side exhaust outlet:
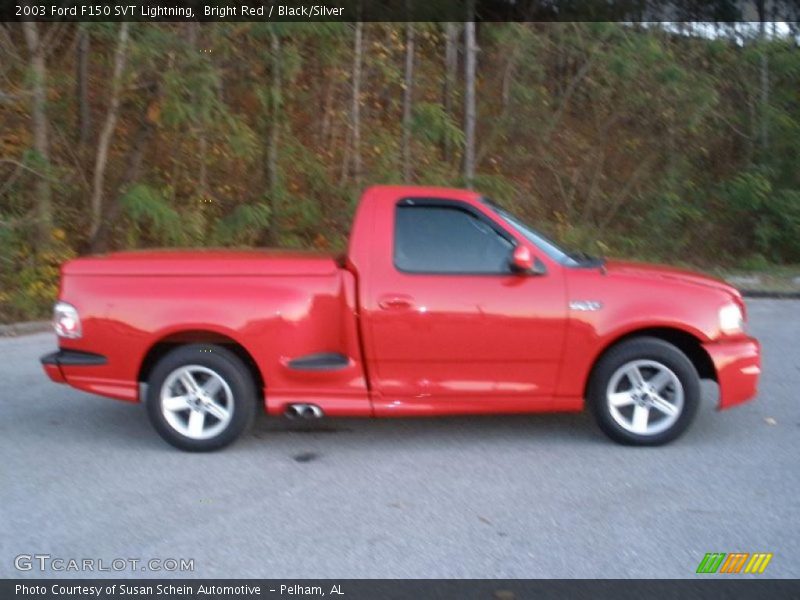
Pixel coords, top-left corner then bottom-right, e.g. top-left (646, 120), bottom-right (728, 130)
top-left (284, 403), bottom-right (324, 419)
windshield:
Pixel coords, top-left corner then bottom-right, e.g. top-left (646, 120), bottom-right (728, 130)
top-left (482, 199), bottom-right (582, 267)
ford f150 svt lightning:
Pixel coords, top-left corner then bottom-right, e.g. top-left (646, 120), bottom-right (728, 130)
top-left (41, 185), bottom-right (761, 451)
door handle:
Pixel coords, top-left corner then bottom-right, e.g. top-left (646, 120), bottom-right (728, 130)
top-left (378, 295), bottom-right (414, 310)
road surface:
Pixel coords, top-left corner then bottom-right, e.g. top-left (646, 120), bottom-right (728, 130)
top-left (1, 299), bottom-right (797, 578)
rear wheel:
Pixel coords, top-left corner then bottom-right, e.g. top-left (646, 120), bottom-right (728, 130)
top-left (146, 344), bottom-right (258, 451)
top-left (588, 337), bottom-right (700, 446)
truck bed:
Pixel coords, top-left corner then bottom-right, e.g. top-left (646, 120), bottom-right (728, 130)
top-left (54, 249), bottom-right (369, 415)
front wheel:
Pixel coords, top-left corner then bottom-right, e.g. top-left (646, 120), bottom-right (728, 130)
top-left (588, 337), bottom-right (700, 446)
top-left (146, 344), bottom-right (258, 451)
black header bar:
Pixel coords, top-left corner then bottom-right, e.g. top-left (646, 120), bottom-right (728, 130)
top-left (4, 0), bottom-right (800, 22)
top-left (4, 579), bottom-right (800, 600)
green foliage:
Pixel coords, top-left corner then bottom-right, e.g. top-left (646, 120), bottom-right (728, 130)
top-left (717, 171), bottom-right (800, 262)
top-left (212, 202), bottom-right (271, 246)
top-left (470, 174), bottom-right (519, 204)
top-left (754, 190), bottom-right (800, 262)
top-left (0, 228), bottom-right (74, 322)
top-left (412, 102), bottom-right (464, 150)
top-left (120, 184), bottom-right (186, 246)
top-left (719, 171), bottom-right (772, 214)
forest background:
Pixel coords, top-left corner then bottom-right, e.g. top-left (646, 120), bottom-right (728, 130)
top-left (1, 19), bottom-right (799, 321)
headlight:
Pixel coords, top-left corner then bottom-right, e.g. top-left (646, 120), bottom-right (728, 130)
top-left (719, 303), bottom-right (744, 334)
top-left (53, 301), bottom-right (82, 339)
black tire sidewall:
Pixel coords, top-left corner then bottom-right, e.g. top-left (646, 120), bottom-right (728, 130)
top-left (146, 344), bottom-right (257, 451)
top-left (588, 337), bottom-right (701, 446)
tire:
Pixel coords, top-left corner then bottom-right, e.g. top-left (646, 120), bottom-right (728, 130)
top-left (145, 344), bottom-right (258, 451)
top-left (587, 337), bottom-right (700, 446)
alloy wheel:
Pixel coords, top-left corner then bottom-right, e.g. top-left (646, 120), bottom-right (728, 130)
top-left (160, 365), bottom-right (234, 440)
top-left (606, 359), bottom-right (684, 436)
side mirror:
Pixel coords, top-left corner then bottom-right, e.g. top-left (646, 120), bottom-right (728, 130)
top-left (511, 245), bottom-right (547, 276)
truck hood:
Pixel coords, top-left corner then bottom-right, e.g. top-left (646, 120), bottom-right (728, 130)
top-left (62, 249), bottom-right (339, 277)
top-left (602, 260), bottom-right (741, 299)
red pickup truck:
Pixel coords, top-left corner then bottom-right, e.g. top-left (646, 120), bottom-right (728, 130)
top-left (41, 185), bottom-right (760, 451)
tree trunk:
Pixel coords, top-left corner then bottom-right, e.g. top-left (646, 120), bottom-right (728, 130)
top-left (90, 75), bottom-right (166, 253)
top-left (443, 22), bottom-right (458, 162)
top-left (351, 22), bottom-right (363, 187)
top-left (757, 1), bottom-right (769, 155)
top-left (318, 71), bottom-right (335, 147)
top-left (188, 22), bottom-right (209, 202)
top-left (463, 20), bottom-right (477, 187)
top-left (22, 22), bottom-right (53, 250)
top-left (501, 33), bottom-right (521, 111)
top-left (88, 22), bottom-right (130, 240)
top-left (76, 24), bottom-right (91, 150)
top-left (258, 29), bottom-right (282, 246)
top-left (402, 23), bottom-right (415, 181)
top-left (268, 31), bottom-right (281, 200)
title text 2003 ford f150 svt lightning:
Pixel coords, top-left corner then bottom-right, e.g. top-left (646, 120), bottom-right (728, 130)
top-left (41, 185), bottom-right (761, 451)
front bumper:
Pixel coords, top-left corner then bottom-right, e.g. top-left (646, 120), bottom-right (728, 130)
top-left (702, 336), bottom-right (761, 410)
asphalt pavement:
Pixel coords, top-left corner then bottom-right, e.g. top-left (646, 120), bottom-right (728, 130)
top-left (1, 299), bottom-right (798, 579)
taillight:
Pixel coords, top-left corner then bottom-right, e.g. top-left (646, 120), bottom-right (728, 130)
top-left (53, 301), bottom-right (82, 339)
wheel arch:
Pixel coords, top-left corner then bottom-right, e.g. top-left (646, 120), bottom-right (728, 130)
top-left (138, 330), bottom-right (265, 401)
top-left (584, 326), bottom-right (717, 399)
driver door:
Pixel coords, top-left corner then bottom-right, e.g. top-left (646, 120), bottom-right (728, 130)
top-left (363, 199), bottom-right (567, 415)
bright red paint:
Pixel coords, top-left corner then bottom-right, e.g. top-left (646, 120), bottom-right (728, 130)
top-left (42, 185), bottom-right (760, 417)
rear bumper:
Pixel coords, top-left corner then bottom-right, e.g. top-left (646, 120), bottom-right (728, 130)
top-left (40, 349), bottom-right (138, 401)
top-left (40, 349), bottom-right (108, 384)
top-left (702, 336), bottom-right (761, 410)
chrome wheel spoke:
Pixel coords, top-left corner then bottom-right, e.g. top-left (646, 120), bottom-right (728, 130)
top-left (179, 371), bottom-right (200, 395)
top-left (625, 365), bottom-right (645, 387)
top-left (187, 409), bottom-right (206, 437)
top-left (609, 391), bottom-right (635, 407)
top-left (631, 404), bottom-right (650, 433)
top-left (163, 394), bottom-right (191, 412)
top-left (204, 399), bottom-right (229, 421)
top-left (648, 369), bottom-right (673, 394)
top-left (202, 376), bottom-right (223, 398)
top-left (650, 394), bottom-right (679, 417)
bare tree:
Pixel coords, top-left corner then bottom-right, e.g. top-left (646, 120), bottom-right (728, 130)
top-left (341, 22), bottom-right (364, 187)
top-left (89, 22), bottom-right (130, 240)
top-left (255, 28), bottom-right (283, 245)
top-left (443, 22), bottom-right (458, 162)
top-left (402, 23), bottom-right (415, 181)
top-left (90, 70), bottom-right (168, 253)
top-left (76, 24), bottom-right (91, 150)
top-left (22, 22), bottom-right (53, 250)
top-left (187, 22), bottom-right (210, 202)
top-left (756, 0), bottom-right (769, 153)
top-left (352, 22), bottom-right (363, 187)
top-left (268, 30), bottom-right (281, 200)
top-left (463, 20), bottom-right (477, 187)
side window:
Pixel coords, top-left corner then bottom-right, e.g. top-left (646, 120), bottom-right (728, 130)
top-left (394, 204), bottom-right (514, 274)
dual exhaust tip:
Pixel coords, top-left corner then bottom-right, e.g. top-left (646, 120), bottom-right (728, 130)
top-left (284, 403), bottom-right (324, 420)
